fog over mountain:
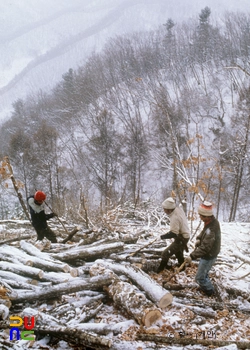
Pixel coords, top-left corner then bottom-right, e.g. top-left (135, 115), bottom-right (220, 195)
top-left (0, 0), bottom-right (249, 121)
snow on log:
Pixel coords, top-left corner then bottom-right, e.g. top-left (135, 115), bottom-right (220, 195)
top-left (0, 245), bottom-right (70, 273)
top-left (0, 304), bottom-right (9, 320)
top-left (232, 252), bottom-right (250, 264)
top-left (12, 275), bottom-right (113, 303)
top-left (174, 301), bottom-right (216, 318)
top-left (41, 271), bottom-right (79, 284)
top-left (0, 270), bottom-right (36, 286)
top-left (136, 334), bottom-right (250, 349)
top-left (0, 261), bottom-right (44, 279)
top-left (0, 277), bottom-right (38, 291)
top-left (0, 252), bottom-right (33, 266)
top-left (109, 280), bottom-right (162, 327)
top-left (94, 259), bottom-right (173, 309)
top-left (20, 240), bottom-right (70, 272)
top-left (51, 242), bottom-right (124, 262)
top-left (30, 324), bottom-right (112, 348)
top-left (90, 263), bottom-right (162, 327)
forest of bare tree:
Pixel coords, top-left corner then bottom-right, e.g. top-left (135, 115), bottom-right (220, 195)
top-left (1, 7), bottom-right (250, 223)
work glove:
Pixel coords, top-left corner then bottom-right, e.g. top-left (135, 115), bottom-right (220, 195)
top-left (161, 231), bottom-right (177, 240)
top-left (184, 256), bottom-right (192, 264)
top-left (195, 239), bottom-right (201, 247)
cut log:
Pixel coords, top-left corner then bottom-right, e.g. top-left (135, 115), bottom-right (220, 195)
top-left (20, 240), bottom-right (70, 272)
top-left (0, 245), bottom-right (70, 273)
top-left (61, 227), bottom-right (81, 243)
top-left (109, 280), bottom-right (162, 327)
top-left (94, 259), bottom-right (173, 309)
top-left (0, 234), bottom-right (35, 245)
top-left (0, 270), bottom-right (35, 285)
top-left (0, 278), bottom-right (39, 291)
top-left (0, 261), bottom-right (44, 279)
top-left (173, 297), bottom-right (250, 315)
top-left (40, 271), bottom-right (77, 284)
top-left (12, 275), bottom-right (113, 303)
top-left (174, 301), bottom-right (216, 318)
top-left (232, 252), bottom-right (250, 264)
top-left (163, 283), bottom-right (197, 290)
top-left (0, 298), bottom-right (11, 308)
top-left (0, 304), bottom-right (9, 320)
top-left (51, 242), bottom-right (124, 263)
top-left (125, 237), bottom-right (159, 258)
top-left (90, 263), bottom-right (162, 327)
top-left (0, 252), bottom-right (33, 266)
top-left (31, 324), bottom-right (112, 348)
top-left (136, 334), bottom-right (250, 349)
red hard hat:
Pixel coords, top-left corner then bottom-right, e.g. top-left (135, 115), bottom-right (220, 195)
top-left (34, 191), bottom-right (46, 202)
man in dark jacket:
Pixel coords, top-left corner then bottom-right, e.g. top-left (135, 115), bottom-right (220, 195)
top-left (27, 191), bottom-right (57, 243)
top-left (185, 201), bottom-right (221, 296)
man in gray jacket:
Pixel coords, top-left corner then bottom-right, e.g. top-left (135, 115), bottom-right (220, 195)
top-left (185, 201), bottom-right (221, 296)
top-left (157, 197), bottom-right (190, 272)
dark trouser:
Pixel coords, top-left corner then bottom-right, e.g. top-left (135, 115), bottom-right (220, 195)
top-left (162, 237), bottom-right (189, 266)
top-left (35, 226), bottom-right (57, 243)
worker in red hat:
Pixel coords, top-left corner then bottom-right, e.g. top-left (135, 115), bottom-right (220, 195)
top-left (27, 191), bottom-right (57, 243)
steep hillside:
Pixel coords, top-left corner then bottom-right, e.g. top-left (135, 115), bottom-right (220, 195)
top-left (0, 0), bottom-right (249, 120)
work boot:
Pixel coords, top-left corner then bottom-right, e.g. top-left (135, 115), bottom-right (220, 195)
top-left (197, 287), bottom-right (215, 297)
top-left (157, 260), bottom-right (172, 273)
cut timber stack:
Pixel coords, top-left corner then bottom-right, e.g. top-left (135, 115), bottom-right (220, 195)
top-left (93, 259), bottom-right (173, 309)
top-left (90, 262), bottom-right (162, 327)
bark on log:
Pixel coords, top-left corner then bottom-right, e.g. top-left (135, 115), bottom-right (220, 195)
top-left (0, 298), bottom-right (11, 308)
top-left (0, 252), bottom-right (33, 266)
top-left (0, 270), bottom-right (35, 285)
top-left (0, 245), bottom-right (70, 273)
top-left (173, 297), bottom-right (250, 315)
top-left (94, 259), bottom-right (173, 309)
top-left (0, 261), bottom-right (44, 279)
top-left (0, 234), bottom-right (35, 245)
top-left (12, 275), bottom-right (113, 303)
top-left (136, 334), bottom-right (250, 349)
top-left (69, 302), bottom-right (104, 325)
top-left (32, 324), bottom-right (112, 348)
top-left (51, 242), bottom-right (124, 263)
top-left (225, 287), bottom-right (250, 301)
top-left (109, 280), bottom-right (162, 327)
top-left (40, 271), bottom-right (78, 284)
top-left (232, 252), bottom-right (250, 264)
top-left (163, 283), bottom-right (197, 290)
top-left (20, 240), bottom-right (70, 272)
top-left (174, 301), bottom-right (216, 318)
top-left (90, 263), bottom-right (162, 327)
top-left (0, 304), bottom-right (9, 320)
top-left (61, 227), bottom-right (81, 244)
top-left (0, 278), bottom-right (38, 291)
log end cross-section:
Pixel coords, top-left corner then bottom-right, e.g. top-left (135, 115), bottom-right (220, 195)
top-left (158, 293), bottom-right (173, 309)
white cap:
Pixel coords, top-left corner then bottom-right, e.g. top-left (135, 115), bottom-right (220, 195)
top-left (162, 197), bottom-right (176, 210)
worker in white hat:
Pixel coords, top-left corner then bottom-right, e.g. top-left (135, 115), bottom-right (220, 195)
top-left (157, 197), bottom-right (190, 273)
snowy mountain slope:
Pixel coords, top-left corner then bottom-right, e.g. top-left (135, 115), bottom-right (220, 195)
top-left (0, 0), bottom-right (249, 121)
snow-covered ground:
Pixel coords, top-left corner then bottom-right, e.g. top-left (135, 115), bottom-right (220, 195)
top-left (0, 219), bottom-right (249, 350)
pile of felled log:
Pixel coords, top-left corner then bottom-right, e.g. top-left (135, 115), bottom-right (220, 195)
top-left (0, 230), bottom-right (174, 349)
top-left (1, 223), bottom-right (250, 350)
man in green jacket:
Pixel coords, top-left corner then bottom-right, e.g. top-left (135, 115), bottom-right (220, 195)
top-left (185, 201), bottom-right (221, 296)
